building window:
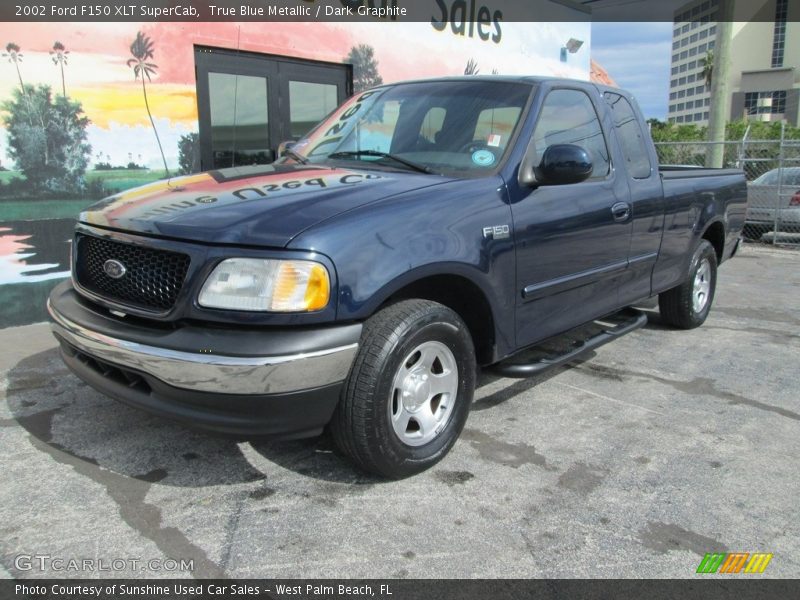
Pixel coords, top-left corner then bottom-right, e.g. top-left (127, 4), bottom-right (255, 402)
top-left (679, 76), bottom-right (687, 85)
top-left (709, 26), bottom-right (716, 35)
top-left (680, 64), bottom-right (688, 73)
top-left (671, 66), bottom-right (679, 75)
top-left (703, 112), bottom-right (709, 119)
top-left (690, 33), bottom-right (698, 43)
top-left (677, 116), bottom-right (685, 123)
top-left (699, 42), bottom-right (707, 52)
top-left (674, 27), bottom-right (681, 36)
top-left (695, 113), bottom-right (703, 122)
top-left (687, 88), bottom-right (695, 97)
top-left (681, 37), bottom-right (689, 47)
top-left (669, 104), bottom-right (676, 113)
top-left (672, 53), bottom-right (679, 62)
top-left (673, 41), bottom-right (680, 50)
top-left (744, 91), bottom-right (787, 116)
top-left (671, 79), bottom-right (678, 87)
top-left (705, 98), bottom-right (710, 106)
top-left (699, 29), bottom-right (708, 39)
top-left (670, 92), bottom-right (677, 100)
top-left (688, 74), bottom-right (696, 83)
top-left (678, 90), bottom-right (686, 98)
top-left (688, 61), bottom-right (697, 69)
top-left (677, 102), bottom-right (685, 110)
top-left (772, 0), bottom-right (787, 68)
top-left (708, 40), bottom-right (715, 50)
top-left (689, 47), bottom-right (698, 57)
top-left (682, 24), bottom-right (690, 33)
top-left (680, 50), bottom-right (688, 59)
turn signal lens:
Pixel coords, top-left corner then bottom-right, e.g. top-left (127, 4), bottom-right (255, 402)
top-left (199, 258), bottom-right (330, 312)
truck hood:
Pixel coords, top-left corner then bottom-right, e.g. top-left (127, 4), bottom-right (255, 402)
top-left (80, 164), bottom-right (451, 247)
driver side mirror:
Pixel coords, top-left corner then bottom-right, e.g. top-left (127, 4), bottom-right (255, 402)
top-left (519, 144), bottom-right (593, 187)
top-left (277, 139), bottom-right (298, 158)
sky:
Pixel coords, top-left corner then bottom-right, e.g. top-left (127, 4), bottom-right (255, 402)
top-left (591, 22), bottom-right (674, 121)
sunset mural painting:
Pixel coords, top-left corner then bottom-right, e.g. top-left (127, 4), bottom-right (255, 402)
top-left (0, 19), bottom-right (591, 327)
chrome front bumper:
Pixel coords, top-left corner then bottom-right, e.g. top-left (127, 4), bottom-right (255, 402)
top-left (47, 298), bottom-right (359, 396)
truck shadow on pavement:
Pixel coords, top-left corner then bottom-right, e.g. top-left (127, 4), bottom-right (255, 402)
top-left (5, 310), bottom-right (664, 486)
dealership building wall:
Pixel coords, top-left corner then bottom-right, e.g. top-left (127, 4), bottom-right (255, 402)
top-left (0, 19), bottom-right (591, 174)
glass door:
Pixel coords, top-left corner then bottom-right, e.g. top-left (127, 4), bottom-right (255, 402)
top-left (196, 47), bottom-right (280, 170)
top-left (195, 47), bottom-right (352, 171)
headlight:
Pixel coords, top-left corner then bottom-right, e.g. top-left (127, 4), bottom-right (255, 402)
top-left (198, 258), bottom-right (330, 312)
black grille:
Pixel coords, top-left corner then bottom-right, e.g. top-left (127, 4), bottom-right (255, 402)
top-left (75, 234), bottom-right (190, 312)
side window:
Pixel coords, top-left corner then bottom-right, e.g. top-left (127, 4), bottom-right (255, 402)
top-left (531, 89), bottom-right (610, 179)
top-left (604, 92), bottom-right (653, 179)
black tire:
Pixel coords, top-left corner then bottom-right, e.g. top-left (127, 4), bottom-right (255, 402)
top-left (658, 239), bottom-right (718, 329)
top-left (330, 299), bottom-right (476, 479)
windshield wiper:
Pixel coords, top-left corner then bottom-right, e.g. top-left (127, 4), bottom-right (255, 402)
top-left (327, 150), bottom-right (433, 174)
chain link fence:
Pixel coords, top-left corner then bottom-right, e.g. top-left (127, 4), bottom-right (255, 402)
top-left (654, 128), bottom-right (800, 248)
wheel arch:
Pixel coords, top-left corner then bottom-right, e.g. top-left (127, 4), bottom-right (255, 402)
top-left (358, 265), bottom-right (502, 365)
top-left (701, 219), bottom-right (726, 263)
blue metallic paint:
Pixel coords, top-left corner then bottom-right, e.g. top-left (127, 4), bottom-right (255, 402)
top-left (75, 77), bottom-right (747, 365)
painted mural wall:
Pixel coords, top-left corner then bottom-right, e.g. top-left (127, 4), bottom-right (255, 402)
top-left (0, 19), bottom-right (590, 327)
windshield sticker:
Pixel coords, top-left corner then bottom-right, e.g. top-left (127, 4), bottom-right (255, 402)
top-left (472, 150), bottom-right (496, 167)
top-left (487, 134), bottom-right (502, 147)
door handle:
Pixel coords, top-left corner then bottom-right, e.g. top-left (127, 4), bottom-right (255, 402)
top-left (611, 202), bottom-right (631, 222)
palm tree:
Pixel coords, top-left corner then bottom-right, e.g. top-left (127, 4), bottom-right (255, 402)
top-left (464, 59), bottom-right (480, 76)
top-left (3, 43), bottom-right (25, 92)
top-left (50, 41), bottom-right (69, 96)
top-left (701, 51), bottom-right (714, 90)
top-left (127, 31), bottom-right (169, 175)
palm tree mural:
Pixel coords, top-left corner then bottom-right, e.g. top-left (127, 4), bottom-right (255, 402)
top-left (464, 59), bottom-right (480, 75)
top-left (701, 51), bottom-right (713, 89)
top-left (50, 41), bottom-right (69, 96)
top-left (127, 31), bottom-right (169, 175)
top-left (345, 45), bottom-right (383, 93)
top-left (3, 43), bottom-right (25, 92)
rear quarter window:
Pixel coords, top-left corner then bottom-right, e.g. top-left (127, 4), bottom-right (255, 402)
top-left (604, 92), bottom-right (653, 179)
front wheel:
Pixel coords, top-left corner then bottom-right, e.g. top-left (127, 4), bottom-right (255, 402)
top-left (658, 239), bottom-right (718, 329)
top-left (330, 299), bottom-right (476, 479)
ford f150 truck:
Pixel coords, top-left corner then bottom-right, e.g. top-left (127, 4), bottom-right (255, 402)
top-left (48, 77), bottom-right (747, 478)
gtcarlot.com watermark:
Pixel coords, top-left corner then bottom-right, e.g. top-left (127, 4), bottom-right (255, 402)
top-left (14, 554), bottom-right (194, 573)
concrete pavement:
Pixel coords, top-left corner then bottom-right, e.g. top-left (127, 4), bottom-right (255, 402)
top-left (1, 244), bottom-right (798, 579)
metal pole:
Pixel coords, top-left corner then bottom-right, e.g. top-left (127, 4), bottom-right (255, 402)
top-left (772, 121), bottom-right (785, 243)
top-left (705, 0), bottom-right (735, 168)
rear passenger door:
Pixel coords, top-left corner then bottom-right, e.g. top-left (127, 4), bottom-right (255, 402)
top-left (604, 91), bottom-right (664, 305)
top-left (511, 87), bottom-right (633, 348)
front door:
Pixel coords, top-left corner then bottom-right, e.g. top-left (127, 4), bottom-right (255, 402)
top-left (195, 47), bottom-right (351, 171)
top-left (511, 87), bottom-right (633, 348)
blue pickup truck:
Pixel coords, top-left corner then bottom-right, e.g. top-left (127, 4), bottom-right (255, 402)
top-left (48, 77), bottom-right (746, 478)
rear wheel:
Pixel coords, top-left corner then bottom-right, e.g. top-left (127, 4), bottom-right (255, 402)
top-left (659, 239), bottom-right (717, 329)
top-left (330, 299), bottom-right (476, 479)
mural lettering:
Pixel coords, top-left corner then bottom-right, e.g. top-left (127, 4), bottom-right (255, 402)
top-left (431, 0), bottom-right (503, 43)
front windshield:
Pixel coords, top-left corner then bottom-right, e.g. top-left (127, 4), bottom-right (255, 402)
top-left (286, 80), bottom-right (532, 175)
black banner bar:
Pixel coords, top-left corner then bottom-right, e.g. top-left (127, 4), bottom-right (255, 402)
top-left (4, 579), bottom-right (800, 600)
top-left (1, 0), bottom-right (794, 23)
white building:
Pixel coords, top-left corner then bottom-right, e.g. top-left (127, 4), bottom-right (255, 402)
top-left (668, 0), bottom-right (799, 126)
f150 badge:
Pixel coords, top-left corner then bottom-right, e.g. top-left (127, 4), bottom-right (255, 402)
top-left (482, 225), bottom-right (510, 240)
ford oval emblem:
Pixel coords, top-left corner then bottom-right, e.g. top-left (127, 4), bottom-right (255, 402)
top-left (103, 259), bottom-right (127, 279)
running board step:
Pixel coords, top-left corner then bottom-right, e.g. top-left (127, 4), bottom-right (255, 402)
top-left (490, 309), bottom-right (648, 379)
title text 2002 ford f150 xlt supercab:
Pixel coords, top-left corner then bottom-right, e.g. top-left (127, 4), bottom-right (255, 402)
top-left (48, 77), bottom-right (747, 478)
